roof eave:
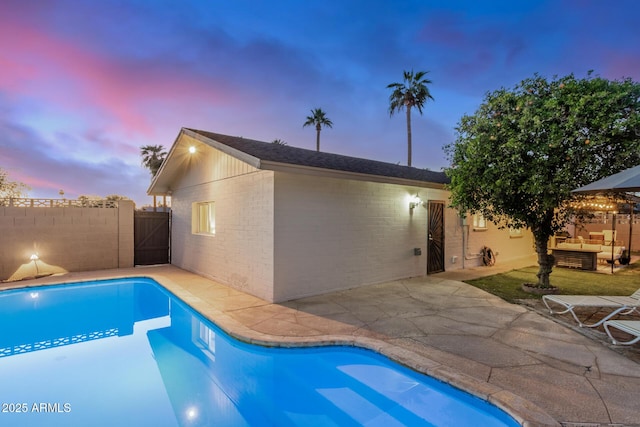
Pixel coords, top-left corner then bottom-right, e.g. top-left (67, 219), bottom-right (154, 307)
top-left (260, 160), bottom-right (447, 189)
top-left (147, 128), bottom-right (264, 196)
top-left (183, 129), bottom-right (262, 169)
top-left (147, 129), bottom-right (185, 195)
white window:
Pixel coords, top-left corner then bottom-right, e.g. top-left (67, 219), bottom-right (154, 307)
top-left (509, 227), bottom-right (523, 238)
top-left (472, 213), bottom-right (487, 230)
top-left (192, 201), bottom-right (215, 235)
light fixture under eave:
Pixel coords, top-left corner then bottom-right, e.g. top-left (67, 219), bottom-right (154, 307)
top-left (188, 146), bottom-right (196, 154)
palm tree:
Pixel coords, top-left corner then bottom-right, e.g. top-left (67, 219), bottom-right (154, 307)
top-left (140, 145), bottom-right (167, 210)
top-left (303, 108), bottom-right (333, 152)
top-left (387, 70), bottom-right (434, 167)
top-left (140, 145), bottom-right (167, 176)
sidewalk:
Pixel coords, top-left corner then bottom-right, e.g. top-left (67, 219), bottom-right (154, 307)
top-left (437, 255), bottom-right (640, 364)
top-left (434, 254), bottom-right (539, 281)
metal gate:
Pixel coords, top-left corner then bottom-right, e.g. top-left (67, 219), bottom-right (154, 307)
top-left (134, 211), bottom-right (170, 265)
top-left (427, 201), bottom-right (445, 274)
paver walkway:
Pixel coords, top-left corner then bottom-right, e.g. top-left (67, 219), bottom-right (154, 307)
top-left (5, 265), bottom-right (640, 426)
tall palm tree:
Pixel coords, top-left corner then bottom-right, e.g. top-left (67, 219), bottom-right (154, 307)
top-left (387, 70), bottom-right (434, 167)
top-left (303, 108), bottom-right (333, 152)
top-left (140, 145), bottom-right (167, 176)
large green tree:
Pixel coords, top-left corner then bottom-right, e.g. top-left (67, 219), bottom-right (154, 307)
top-left (0, 167), bottom-right (30, 199)
top-left (445, 72), bottom-right (640, 288)
top-left (387, 70), bottom-right (434, 167)
top-left (303, 108), bottom-right (333, 152)
top-left (140, 145), bottom-right (167, 176)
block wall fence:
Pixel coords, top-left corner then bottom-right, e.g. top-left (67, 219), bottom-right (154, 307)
top-left (570, 219), bottom-right (640, 252)
top-left (0, 199), bottom-right (134, 281)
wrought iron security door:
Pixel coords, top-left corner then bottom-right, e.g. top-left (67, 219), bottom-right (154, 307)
top-left (427, 201), bottom-right (445, 274)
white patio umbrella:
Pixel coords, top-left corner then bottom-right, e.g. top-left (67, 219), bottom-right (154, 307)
top-left (572, 164), bottom-right (640, 271)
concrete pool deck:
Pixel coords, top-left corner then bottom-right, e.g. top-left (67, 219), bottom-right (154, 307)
top-left (4, 264), bottom-right (640, 427)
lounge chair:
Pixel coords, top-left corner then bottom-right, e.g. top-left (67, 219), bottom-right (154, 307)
top-left (542, 289), bottom-right (640, 327)
top-left (603, 320), bottom-right (640, 345)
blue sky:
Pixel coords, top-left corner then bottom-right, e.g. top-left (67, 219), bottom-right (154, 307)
top-left (1, 0), bottom-right (639, 206)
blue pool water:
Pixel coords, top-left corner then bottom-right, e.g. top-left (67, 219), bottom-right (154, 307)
top-left (0, 278), bottom-right (519, 427)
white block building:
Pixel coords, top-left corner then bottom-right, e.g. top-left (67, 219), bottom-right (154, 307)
top-left (149, 128), bottom-right (534, 302)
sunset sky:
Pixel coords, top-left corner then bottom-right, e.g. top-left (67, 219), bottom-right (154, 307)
top-left (1, 0), bottom-right (639, 207)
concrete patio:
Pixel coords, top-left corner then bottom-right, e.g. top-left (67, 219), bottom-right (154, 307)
top-left (4, 264), bottom-right (640, 427)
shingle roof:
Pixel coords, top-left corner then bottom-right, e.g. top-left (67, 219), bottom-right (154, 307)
top-left (188, 129), bottom-right (449, 185)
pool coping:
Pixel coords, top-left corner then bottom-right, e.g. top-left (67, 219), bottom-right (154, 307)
top-left (1, 268), bottom-right (560, 427)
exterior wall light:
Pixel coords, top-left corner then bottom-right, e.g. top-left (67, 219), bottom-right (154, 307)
top-left (409, 195), bottom-right (423, 210)
top-left (30, 254), bottom-right (40, 275)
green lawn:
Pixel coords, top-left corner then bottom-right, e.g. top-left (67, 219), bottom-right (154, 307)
top-left (466, 261), bottom-right (640, 303)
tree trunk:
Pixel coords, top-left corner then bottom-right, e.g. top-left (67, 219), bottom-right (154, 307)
top-left (533, 231), bottom-right (555, 288)
top-left (406, 107), bottom-right (412, 167)
top-left (316, 124), bottom-right (321, 152)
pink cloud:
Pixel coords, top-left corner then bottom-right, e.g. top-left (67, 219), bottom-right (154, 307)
top-left (0, 20), bottom-right (239, 138)
top-left (603, 56), bottom-right (640, 81)
top-left (15, 173), bottom-right (68, 194)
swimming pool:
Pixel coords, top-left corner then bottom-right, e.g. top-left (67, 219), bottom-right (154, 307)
top-left (0, 277), bottom-right (519, 426)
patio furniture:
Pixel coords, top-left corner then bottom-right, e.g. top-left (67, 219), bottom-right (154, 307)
top-left (542, 288), bottom-right (640, 327)
top-left (603, 320), bottom-right (640, 345)
top-left (602, 229), bottom-right (616, 245)
top-left (552, 240), bottom-right (625, 270)
top-left (588, 232), bottom-right (604, 243)
top-left (596, 245), bottom-right (625, 264)
top-left (551, 242), bottom-right (600, 270)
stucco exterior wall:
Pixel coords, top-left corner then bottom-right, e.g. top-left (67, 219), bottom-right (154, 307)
top-left (272, 172), bottom-right (438, 301)
top-left (170, 167), bottom-right (275, 301)
top-left (448, 215), bottom-right (536, 269)
top-left (0, 200), bottom-right (134, 281)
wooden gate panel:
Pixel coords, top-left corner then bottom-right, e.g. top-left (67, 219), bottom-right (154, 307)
top-left (134, 211), bottom-right (170, 265)
top-left (427, 201), bottom-right (445, 274)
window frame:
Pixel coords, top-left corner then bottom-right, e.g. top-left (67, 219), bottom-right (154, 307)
top-left (509, 227), bottom-right (523, 238)
top-left (472, 213), bottom-right (488, 231)
top-left (192, 201), bottom-right (216, 235)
